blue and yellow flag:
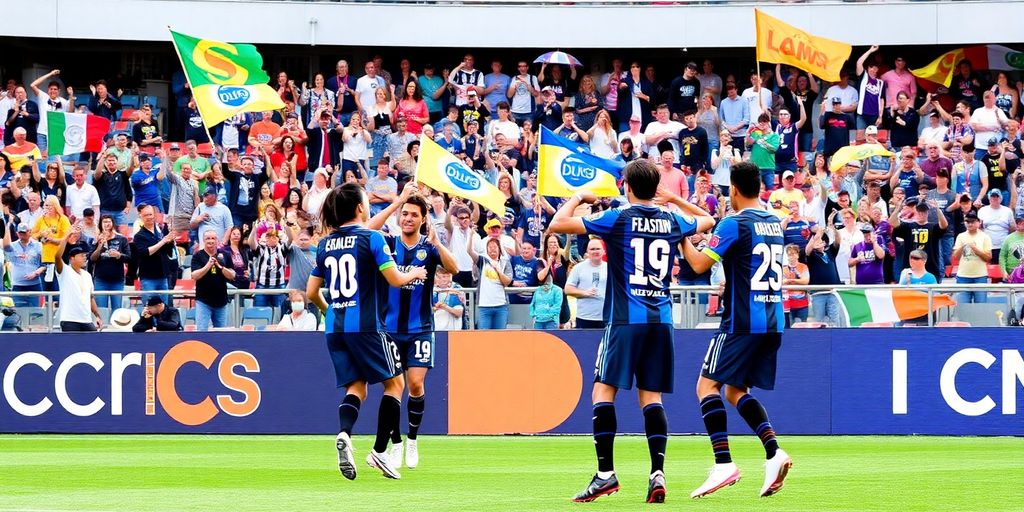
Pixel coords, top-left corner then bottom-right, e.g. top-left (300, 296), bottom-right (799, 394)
top-left (537, 126), bottom-right (624, 198)
top-left (415, 136), bottom-right (508, 214)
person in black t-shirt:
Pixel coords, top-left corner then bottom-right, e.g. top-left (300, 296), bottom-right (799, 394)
top-left (668, 62), bottom-right (702, 121)
top-left (804, 214), bottom-right (845, 326)
top-left (819, 98), bottom-right (853, 160)
top-left (191, 229), bottom-right (236, 331)
top-left (677, 110), bottom-right (709, 172)
top-left (889, 198), bottom-right (947, 280)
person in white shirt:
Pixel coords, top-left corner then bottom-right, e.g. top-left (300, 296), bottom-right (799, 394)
top-left (448, 54), bottom-right (486, 107)
top-left (564, 238), bottom-right (608, 329)
top-left (65, 166), bottom-right (100, 220)
top-left (918, 112), bottom-right (948, 149)
top-left (29, 69), bottom-right (73, 157)
top-left (486, 102), bottom-right (521, 143)
top-left (970, 91), bottom-right (1009, 160)
top-left (355, 60), bottom-right (388, 115)
top-left (54, 226), bottom-right (102, 331)
top-left (277, 290), bottom-right (318, 331)
top-left (643, 105), bottom-right (685, 163)
top-left (824, 70), bottom-right (859, 115)
top-left (741, 71), bottom-right (774, 126)
top-left (432, 267), bottom-right (464, 331)
top-left (978, 189), bottom-right (1014, 257)
top-left (507, 60), bottom-right (540, 124)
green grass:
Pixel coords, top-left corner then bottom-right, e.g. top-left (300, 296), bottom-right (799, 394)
top-left (0, 435), bottom-right (1021, 511)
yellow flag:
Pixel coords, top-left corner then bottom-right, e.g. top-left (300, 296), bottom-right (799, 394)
top-left (537, 126), bottom-right (623, 198)
top-left (415, 136), bottom-right (508, 214)
top-left (910, 48), bottom-right (966, 88)
top-left (754, 9), bottom-right (852, 83)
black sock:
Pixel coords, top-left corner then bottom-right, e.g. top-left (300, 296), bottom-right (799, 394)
top-left (373, 395), bottom-right (401, 454)
top-left (390, 400), bottom-right (403, 445)
top-left (338, 394), bottom-right (361, 435)
top-left (643, 403), bottom-right (668, 474)
top-left (407, 395), bottom-right (425, 440)
top-left (593, 402), bottom-right (616, 473)
top-left (700, 394), bottom-right (731, 464)
top-left (736, 394), bottom-right (779, 459)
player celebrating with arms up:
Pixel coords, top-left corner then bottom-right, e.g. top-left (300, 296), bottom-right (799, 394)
top-left (682, 161), bottom-right (792, 499)
top-left (550, 159), bottom-right (715, 504)
top-left (367, 184), bottom-right (459, 470)
top-left (307, 183), bottom-right (427, 481)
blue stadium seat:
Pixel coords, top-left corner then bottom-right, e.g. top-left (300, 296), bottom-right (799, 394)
top-left (144, 95), bottom-right (160, 109)
top-left (120, 94), bottom-right (140, 109)
top-left (242, 307), bottom-right (274, 327)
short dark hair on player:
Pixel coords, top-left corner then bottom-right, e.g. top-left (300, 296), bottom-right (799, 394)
top-left (729, 161), bottom-right (762, 199)
top-left (404, 194), bottom-right (429, 217)
top-left (321, 182), bottom-right (365, 229)
top-left (623, 159), bottom-right (661, 201)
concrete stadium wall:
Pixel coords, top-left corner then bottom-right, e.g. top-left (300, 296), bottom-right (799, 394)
top-left (1, 329), bottom-right (1021, 435)
top-left (2, 1), bottom-right (1023, 48)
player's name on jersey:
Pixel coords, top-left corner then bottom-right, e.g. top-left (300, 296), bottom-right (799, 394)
top-left (753, 294), bottom-right (782, 303)
top-left (754, 222), bottom-right (784, 237)
top-left (631, 217), bottom-right (675, 234)
top-left (324, 236), bottom-right (357, 251)
top-left (331, 300), bottom-right (356, 308)
top-left (632, 288), bottom-right (668, 297)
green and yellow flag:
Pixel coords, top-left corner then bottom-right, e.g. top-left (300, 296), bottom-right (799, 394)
top-left (169, 29), bottom-right (285, 127)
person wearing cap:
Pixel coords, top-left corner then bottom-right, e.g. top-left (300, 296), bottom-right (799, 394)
top-left (107, 132), bottom-right (133, 172)
top-left (889, 193), bottom-right (947, 280)
top-left (818, 96), bottom-right (854, 159)
top-left (190, 188), bottom-right (232, 243)
top-left (979, 136), bottom-right (1009, 205)
top-left (532, 86), bottom-right (563, 133)
top-left (466, 217), bottom-right (513, 329)
top-left (53, 227), bottom-right (102, 331)
top-left (456, 89), bottom-right (490, 135)
top-left (999, 213), bottom-right (1024, 278)
top-left (2, 219), bottom-right (45, 307)
top-left (667, 62), bottom-right (701, 121)
top-left (978, 188), bottom-right (1014, 262)
top-left (130, 150), bottom-right (166, 213)
top-left (952, 211), bottom-right (992, 303)
top-left (848, 222), bottom-right (886, 285)
top-left (768, 169), bottom-right (804, 219)
top-left (132, 296), bottom-right (182, 332)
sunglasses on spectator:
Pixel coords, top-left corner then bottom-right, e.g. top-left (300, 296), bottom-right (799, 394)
top-left (457, 216), bottom-right (470, 220)
top-left (910, 255), bottom-right (923, 260)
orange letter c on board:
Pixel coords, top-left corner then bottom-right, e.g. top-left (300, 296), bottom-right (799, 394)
top-left (448, 331), bottom-right (583, 434)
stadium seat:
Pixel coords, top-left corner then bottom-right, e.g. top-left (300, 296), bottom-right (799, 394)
top-left (240, 325), bottom-right (256, 331)
top-left (118, 108), bottom-right (139, 121)
top-left (936, 321), bottom-right (972, 327)
top-left (120, 95), bottom-right (140, 109)
top-left (791, 321), bottom-right (828, 328)
top-left (184, 324), bottom-right (196, 332)
top-left (706, 295), bottom-right (720, 316)
top-left (861, 321), bottom-right (894, 327)
top-left (143, 95), bottom-right (160, 109)
top-left (241, 307), bottom-right (275, 327)
top-left (987, 265), bottom-right (1004, 283)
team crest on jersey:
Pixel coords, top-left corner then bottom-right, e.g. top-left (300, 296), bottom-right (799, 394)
top-left (416, 249), bottom-right (428, 261)
top-left (709, 235), bottom-right (720, 248)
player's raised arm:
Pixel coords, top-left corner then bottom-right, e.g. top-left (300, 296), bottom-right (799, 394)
top-left (548, 192), bottom-right (598, 235)
top-left (654, 187), bottom-right (717, 233)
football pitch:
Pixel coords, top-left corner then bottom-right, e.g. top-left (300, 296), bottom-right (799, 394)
top-left (1, 435), bottom-right (1021, 511)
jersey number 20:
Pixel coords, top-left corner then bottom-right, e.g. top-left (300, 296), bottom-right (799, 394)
top-left (325, 254), bottom-right (358, 299)
top-left (752, 243), bottom-right (783, 291)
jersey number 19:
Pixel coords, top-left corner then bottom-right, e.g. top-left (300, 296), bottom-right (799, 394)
top-left (629, 238), bottom-right (671, 287)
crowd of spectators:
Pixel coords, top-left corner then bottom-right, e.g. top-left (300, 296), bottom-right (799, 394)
top-left (2, 46), bottom-right (1024, 331)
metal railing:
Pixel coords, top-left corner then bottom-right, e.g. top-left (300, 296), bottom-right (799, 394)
top-left (2, 283), bottom-right (1022, 332)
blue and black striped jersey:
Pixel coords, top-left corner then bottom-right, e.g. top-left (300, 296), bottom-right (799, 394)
top-left (311, 225), bottom-right (396, 334)
top-left (582, 205), bottom-right (697, 325)
top-left (702, 208), bottom-right (785, 334)
top-left (384, 234), bottom-right (441, 334)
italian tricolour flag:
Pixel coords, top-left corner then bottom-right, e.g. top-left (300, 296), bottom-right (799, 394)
top-left (46, 112), bottom-right (110, 155)
top-left (836, 289), bottom-right (956, 326)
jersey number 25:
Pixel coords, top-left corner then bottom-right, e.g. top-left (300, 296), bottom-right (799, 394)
top-left (752, 243), bottom-right (783, 291)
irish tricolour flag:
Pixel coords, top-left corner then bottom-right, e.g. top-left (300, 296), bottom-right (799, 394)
top-left (836, 289), bottom-right (956, 326)
top-left (46, 112), bottom-right (110, 155)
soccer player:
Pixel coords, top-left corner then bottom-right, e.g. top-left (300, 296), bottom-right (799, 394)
top-left (367, 184), bottom-right (459, 469)
top-left (306, 183), bottom-right (428, 481)
top-left (549, 159), bottom-right (715, 504)
top-left (681, 161), bottom-right (792, 498)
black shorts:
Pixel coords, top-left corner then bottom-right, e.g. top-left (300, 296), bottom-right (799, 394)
top-left (326, 332), bottom-right (402, 387)
top-left (392, 332), bottom-right (435, 369)
top-left (595, 323), bottom-right (674, 393)
top-left (701, 332), bottom-right (782, 390)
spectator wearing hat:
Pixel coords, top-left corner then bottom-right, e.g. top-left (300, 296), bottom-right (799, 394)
top-left (952, 212), bottom-right (992, 304)
top-left (999, 214), bottom-right (1024, 279)
top-left (819, 96), bottom-right (854, 159)
top-left (190, 189), bottom-right (233, 243)
top-left (457, 89), bottom-right (490, 135)
top-left (133, 296), bottom-right (182, 332)
top-left (980, 137), bottom-right (1009, 205)
top-left (130, 151), bottom-right (166, 213)
top-left (191, 229), bottom-right (236, 331)
top-left (861, 125), bottom-right (894, 179)
top-left (768, 169), bottom-right (804, 219)
top-left (467, 220), bottom-right (513, 330)
top-left (533, 87), bottom-right (563, 133)
top-left (889, 195), bottom-right (947, 280)
top-left (616, 61), bottom-right (652, 133)
top-left (849, 222), bottom-right (886, 285)
top-left (2, 221), bottom-right (45, 307)
top-left (978, 189), bottom-right (1013, 262)
top-left (53, 230), bottom-right (102, 331)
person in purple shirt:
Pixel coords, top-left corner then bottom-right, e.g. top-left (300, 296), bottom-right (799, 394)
top-left (849, 223), bottom-right (886, 284)
top-left (855, 46), bottom-right (887, 130)
top-left (919, 142), bottom-right (952, 181)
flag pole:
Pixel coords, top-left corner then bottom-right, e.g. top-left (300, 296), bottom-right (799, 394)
top-left (166, 26), bottom-right (220, 156)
